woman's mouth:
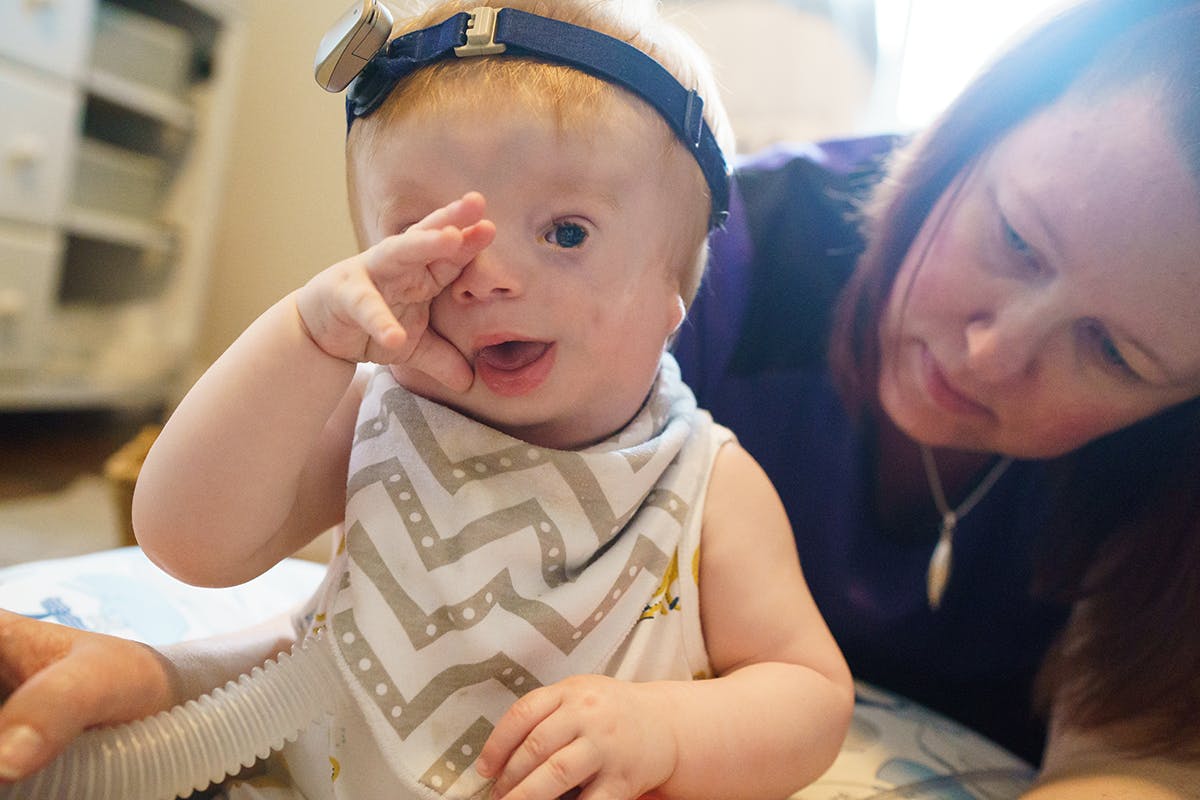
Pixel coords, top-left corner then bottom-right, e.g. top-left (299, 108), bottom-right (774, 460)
top-left (475, 339), bottom-right (556, 397)
top-left (921, 346), bottom-right (992, 417)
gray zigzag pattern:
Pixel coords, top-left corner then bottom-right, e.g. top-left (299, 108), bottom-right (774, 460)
top-left (346, 517), bottom-right (672, 653)
top-left (356, 387), bottom-right (661, 543)
top-left (334, 608), bottom-right (532, 794)
top-left (348, 459), bottom-right (569, 586)
top-left (419, 717), bottom-right (493, 796)
top-left (335, 608), bottom-right (540, 739)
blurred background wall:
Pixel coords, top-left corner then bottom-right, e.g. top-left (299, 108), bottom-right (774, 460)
top-left (197, 0), bottom-right (356, 366)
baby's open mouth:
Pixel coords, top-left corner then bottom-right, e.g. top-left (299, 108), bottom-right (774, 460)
top-left (476, 340), bottom-right (551, 372)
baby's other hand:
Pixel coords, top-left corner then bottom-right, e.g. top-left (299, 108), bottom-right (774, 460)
top-left (296, 192), bottom-right (495, 391)
top-left (477, 675), bottom-right (678, 800)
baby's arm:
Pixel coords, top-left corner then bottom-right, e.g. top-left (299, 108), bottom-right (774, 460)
top-left (477, 442), bottom-right (854, 800)
top-left (133, 193), bottom-right (495, 587)
top-left (663, 441), bottom-right (854, 795)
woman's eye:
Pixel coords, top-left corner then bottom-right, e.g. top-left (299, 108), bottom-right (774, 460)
top-left (1084, 322), bottom-right (1139, 380)
top-left (1001, 215), bottom-right (1037, 266)
top-left (544, 221), bottom-right (588, 249)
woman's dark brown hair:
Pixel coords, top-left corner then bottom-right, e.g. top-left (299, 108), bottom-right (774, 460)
top-left (829, 0), bottom-right (1200, 756)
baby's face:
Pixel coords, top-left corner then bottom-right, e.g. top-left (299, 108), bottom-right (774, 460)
top-left (352, 92), bottom-right (697, 449)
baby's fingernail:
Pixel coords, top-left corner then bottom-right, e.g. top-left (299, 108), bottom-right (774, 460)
top-left (0, 725), bottom-right (44, 780)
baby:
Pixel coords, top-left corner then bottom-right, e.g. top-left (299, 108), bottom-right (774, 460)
top-left (132, 2), bottom-right (853, 798)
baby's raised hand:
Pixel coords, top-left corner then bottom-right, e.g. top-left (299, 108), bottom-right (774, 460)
top-left (296, 192), bottom-right (495, 391)
top-left (477, 675), bottom-right (678, 800)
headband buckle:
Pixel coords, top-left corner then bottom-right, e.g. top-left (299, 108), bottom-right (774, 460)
top-left (454, 7), bottom-right (506, 57)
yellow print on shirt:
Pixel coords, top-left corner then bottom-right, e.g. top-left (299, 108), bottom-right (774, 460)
top-left (639, 549), bottom-right (682, 620)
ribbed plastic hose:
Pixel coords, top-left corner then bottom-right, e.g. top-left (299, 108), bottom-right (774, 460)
top-left (0, 633), bottom-right (339, 800)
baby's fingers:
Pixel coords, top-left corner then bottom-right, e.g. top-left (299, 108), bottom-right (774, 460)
top-left (479, 688), bottom-right (558, 782)
top-left (408, 191), bottom-right (487, 235)
top-left (384, 194), bottom-right (495, 290)
top-left (421, 218), bottom-right (496, 290)
top-left (405, 329), bottom-right (473, 393)
top-left (331, 274), bottom-right (407, 353)
top-left (492, 739), bottom-right (600, 800)
top-left (365, 226), bottom-right (470, 303)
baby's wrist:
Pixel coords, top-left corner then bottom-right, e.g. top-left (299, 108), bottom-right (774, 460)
top-left (291, 293), bottom-right (360, 366)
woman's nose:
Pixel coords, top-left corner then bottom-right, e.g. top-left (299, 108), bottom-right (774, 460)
top-left (963, 303), bottom-right (1052, 384)
top-left (450, 244), bottom-right (524, 303)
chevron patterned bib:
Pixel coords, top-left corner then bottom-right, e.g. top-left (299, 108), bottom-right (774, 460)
top-left (261, 353), bottom-right (729, 800)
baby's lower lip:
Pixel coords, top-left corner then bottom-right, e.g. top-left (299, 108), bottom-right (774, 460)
top-left (475, 341), bottom-right (555, 397)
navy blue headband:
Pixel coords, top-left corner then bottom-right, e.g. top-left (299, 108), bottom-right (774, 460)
top-left (345, 7), bottom-right (730, 230)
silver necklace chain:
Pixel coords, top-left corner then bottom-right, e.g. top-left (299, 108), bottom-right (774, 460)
top-left (919, 444), bottom-right (1014, 610)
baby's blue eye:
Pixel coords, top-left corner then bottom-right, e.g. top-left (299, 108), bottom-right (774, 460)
top-left (547, 222), bottom-right (588, 249)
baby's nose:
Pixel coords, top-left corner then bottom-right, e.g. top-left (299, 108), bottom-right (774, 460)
top-left (451, 245), bottom-right (524, 302)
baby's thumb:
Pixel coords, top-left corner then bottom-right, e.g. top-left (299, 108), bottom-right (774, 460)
top-left (407, 332), bottom-right (474, 393)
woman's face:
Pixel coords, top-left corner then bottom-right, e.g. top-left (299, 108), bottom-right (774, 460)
top-left (878, 87), bottom-right (1200, 458)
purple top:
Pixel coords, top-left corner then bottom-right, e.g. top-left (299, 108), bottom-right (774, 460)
top-left (673, 137), bottom-right (1069, 764)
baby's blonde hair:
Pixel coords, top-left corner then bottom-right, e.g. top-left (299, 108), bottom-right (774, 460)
top-left (346, 0), bottom-right (733, 306)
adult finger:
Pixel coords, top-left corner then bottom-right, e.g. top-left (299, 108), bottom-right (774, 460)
top-left (0, 639), bottom-right (171, 781)
top-left (0, 611), bottom-right (71, 699)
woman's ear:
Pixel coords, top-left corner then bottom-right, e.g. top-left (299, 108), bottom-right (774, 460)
top-left (668, 294), bottom-right (686, 335)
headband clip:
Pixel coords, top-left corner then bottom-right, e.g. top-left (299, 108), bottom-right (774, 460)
top-left (454, 7), bottom-right (506, 57)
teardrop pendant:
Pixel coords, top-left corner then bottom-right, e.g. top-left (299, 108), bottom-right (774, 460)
top-left (926, 513), bottom-right (956, 610)
top-left (919, 446), bottom-right (1013, 611)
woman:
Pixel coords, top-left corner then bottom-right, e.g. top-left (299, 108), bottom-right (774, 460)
top-left (2, 0), bottom-right (1198, 795)
top-left (676, 0), bottom-right (1200, 793)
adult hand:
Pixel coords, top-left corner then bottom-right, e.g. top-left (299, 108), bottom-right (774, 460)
top-left (0, 610), bottom-right (177, 782)
top-left (295, 191), bottom-right (496, 392)
top-left (476, 674), bottom-right (678, 800)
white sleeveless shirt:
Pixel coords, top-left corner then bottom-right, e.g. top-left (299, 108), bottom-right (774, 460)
top-left (226, 354), bottom-right (732, 800)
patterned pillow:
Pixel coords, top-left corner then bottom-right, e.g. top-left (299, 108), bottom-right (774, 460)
top-left (0, 546), bottom-right (324, 644)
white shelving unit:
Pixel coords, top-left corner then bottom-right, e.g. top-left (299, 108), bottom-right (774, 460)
top-left (0, 0), bottom-right (243, 409)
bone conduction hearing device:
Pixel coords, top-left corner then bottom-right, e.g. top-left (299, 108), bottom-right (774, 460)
top-left (313, 1), bottom-right (731, 229)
